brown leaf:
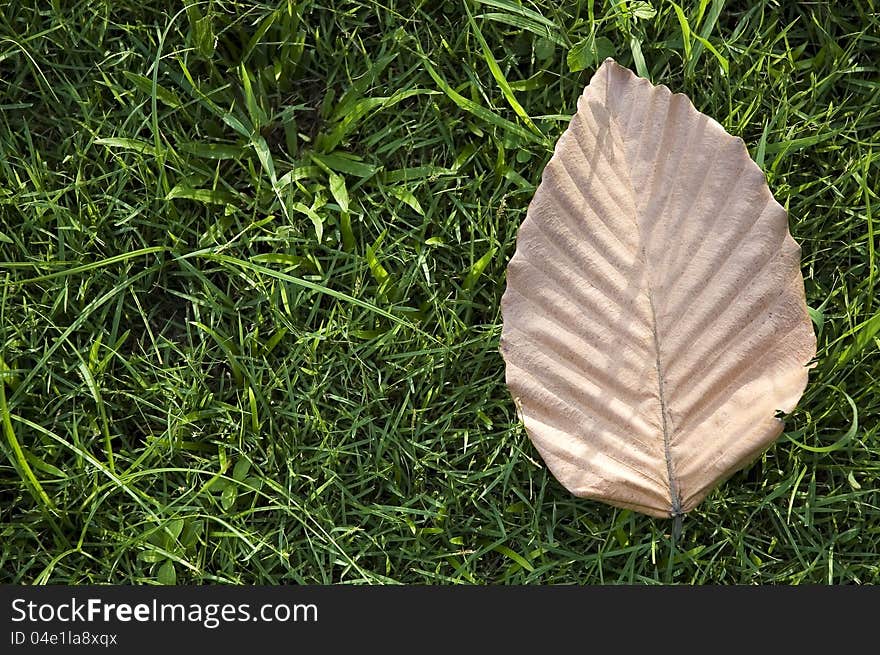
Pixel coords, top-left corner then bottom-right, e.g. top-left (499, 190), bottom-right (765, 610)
top-left (500, 59), bottom-right (816, 518)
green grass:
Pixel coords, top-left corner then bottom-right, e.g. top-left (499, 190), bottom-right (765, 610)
top-left (1, 0), bottom-right (878, 584)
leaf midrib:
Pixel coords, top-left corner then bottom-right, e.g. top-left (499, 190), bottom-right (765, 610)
top-left (603, 67), bottom-right (682, 517)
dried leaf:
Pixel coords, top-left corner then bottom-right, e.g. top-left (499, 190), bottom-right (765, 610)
top-left (500, 59), bottom-right (816, 518)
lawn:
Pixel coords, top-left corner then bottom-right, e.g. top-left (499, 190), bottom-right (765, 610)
top-left (1, 0), bottom-right (878, 584)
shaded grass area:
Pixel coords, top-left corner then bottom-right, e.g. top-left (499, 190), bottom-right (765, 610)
top-left (0, 0), bottom-right (878, 583)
